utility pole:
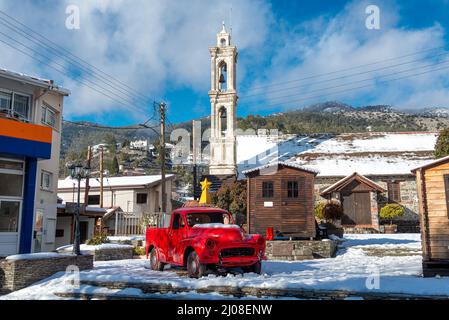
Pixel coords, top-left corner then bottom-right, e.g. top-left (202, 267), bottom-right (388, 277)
top-left (84, 146), bottom-right (92, 205)
top-left (100, 146), bottom-right (104, 208)
top-left (160, 102), bottom-right (167, 213)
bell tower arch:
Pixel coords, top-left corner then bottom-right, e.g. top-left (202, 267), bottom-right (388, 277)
top-left (209, 22), bottom-right (238, 176)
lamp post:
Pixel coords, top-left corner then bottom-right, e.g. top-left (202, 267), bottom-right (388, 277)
top-left (68, 164), bottom-right (91, 255)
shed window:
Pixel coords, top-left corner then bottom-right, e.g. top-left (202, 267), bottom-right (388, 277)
top-left (287, 181), bottom-right (299, 198)
top-left (262, 181), bottom-right (274, 198)
top-left (387, 181), bottom-right (401, 202)
top-left (136, 193), bottom-right (148, 204)
top-left (444, 175), bottom-right (449, 218)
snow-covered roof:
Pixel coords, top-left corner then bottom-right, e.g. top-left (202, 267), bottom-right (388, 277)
top-left (237, 132), bottom-right (437, 177)
top-left (0, 68), bottom-right (70, 95)
top-left (242, 161), bottom-right (318, 175)
top-left (58, 174), bottom-right (175, 190)
top-left (411, 154), bottom-right (449, 172)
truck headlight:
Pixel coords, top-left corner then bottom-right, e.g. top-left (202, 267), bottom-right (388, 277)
top-left (205, 238), bottom-right (217, 249)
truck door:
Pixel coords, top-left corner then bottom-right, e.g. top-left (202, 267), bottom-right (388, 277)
top-left (168, 214), bottom-right (187, 265)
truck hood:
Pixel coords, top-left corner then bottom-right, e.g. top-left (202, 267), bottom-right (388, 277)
top-left (190, 224), bottom-right (246, 242)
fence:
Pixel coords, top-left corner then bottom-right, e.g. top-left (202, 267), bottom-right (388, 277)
top-left (113, 212), bottom-right (170, 236)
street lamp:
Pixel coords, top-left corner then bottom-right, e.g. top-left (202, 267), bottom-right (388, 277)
top-left (68, 163), bottom-right (91, 255)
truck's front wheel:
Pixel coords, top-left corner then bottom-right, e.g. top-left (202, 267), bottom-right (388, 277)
top-left (149, 248), bottom-right (165, 271)
top-left (187, 251), bottom-right (206, 278)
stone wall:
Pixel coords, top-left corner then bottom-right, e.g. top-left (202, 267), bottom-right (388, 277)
top-left (0, 254), bottom-right (93, 293)
top-left (314, 174), bottom-right (420, 223)
top-left (265, 240), bottom-right (337, 261)
top-left (93, 247), bottom-right (133, 261)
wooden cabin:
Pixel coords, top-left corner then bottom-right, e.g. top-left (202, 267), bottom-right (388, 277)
top-left (320, 172), bottom-right (386, 231)
top-left (243, 162), bottom-right (318, 239)
top-left (412, 155), bottom-right (449, 277)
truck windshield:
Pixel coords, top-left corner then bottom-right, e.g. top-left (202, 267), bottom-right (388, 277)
top-left (186, 212), bottom-right (231, 227)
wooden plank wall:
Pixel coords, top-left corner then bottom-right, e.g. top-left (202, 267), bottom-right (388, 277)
top-left (424, 162), bottom-right (449, 260)
top-left (247, 166), bottom-right (316, 238)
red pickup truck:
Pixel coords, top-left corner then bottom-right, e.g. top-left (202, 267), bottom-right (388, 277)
top-left (146, 207), bottom-right (266, 278)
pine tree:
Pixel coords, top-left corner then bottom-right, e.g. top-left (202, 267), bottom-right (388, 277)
top-left (435, 128), bottom-right (449, 158)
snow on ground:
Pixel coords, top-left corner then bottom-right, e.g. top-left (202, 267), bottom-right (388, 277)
top-left (3, 233), bottom-right (449, 300)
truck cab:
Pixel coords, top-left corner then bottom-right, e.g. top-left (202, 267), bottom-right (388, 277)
top-left (145, 207), bottom-right (266, 278)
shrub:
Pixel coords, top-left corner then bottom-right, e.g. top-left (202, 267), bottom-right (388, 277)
top-left (133, 246), bottom-right (146, 256)
top-left (380, 204), bottom-right (405, 224)
top-left (314, 202), bottom-right (326, 220)
top-left (323, 200), bottom-right (344, 220)
top-left (86, 232), bottom-right (110, 245)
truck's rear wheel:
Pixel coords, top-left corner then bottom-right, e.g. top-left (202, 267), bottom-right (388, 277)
top-left (187, 251), bottom-right (206, 278)
top-left (149, 248), bottom-right (165, 271)
top-left (242, 261), bottom-right (262, 274)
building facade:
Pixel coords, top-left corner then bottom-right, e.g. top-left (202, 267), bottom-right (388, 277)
top-left (0, 69), bottom-right (69, 256)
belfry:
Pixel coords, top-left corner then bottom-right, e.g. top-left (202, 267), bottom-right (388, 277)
top-left (208, 22), bottom-right (238, 176)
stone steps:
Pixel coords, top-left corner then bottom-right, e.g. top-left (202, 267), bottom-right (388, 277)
top-left (53, 279), bottom-right (449, 300)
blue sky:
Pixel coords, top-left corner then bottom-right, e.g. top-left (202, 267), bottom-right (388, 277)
top-left (0, 0), bottom-right (449, 126)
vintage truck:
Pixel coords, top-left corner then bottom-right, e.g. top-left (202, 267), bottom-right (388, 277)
top-left (145, 207), bottom-right (266, 278)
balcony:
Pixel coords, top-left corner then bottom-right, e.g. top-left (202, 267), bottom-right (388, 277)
top-left (0, 117), bottom-right (52, 159)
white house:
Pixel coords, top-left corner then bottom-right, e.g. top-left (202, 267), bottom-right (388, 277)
top-left (57, 175), bottom-right (175, 215)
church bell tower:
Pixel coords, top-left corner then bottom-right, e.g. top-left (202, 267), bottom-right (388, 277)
top-left (208, 22), bottom-right (238, 176)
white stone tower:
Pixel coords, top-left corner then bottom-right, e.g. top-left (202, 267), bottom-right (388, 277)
top-left (208, 22), bottom-right (238, 176)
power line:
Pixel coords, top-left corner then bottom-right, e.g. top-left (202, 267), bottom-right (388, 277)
top-left (241, 57), bottom-right (449, 105)
top-left (244, 45), bottom-right (447, 92)
top-left (0, 10), bottom-right (151, 102)
top-left (0, 20), bottom-right (149, 109)
top-left (0, 35), bottom-right (143, 114)
top-left (63, 119), bottom-right (160, 131)
top-left (243, 62), bottom-right (449, 110)
top-left (242, 51), bottom-right (449, 100)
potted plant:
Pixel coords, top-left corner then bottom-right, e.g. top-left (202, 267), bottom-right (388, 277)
top-left (380, 204), bottom-right (405, 234)
top-left (315, 200), bottom-right (344, 238)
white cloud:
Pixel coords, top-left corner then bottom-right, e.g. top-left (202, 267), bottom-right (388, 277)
top-left (0, 0), bottom-right (272, 118)
top-left (0, 0), bottom-right (448, 121)
top-left (240, 0), bottom-right (449, 112)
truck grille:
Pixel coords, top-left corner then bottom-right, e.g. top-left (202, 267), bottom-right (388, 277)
top-left (221, 248), bottom-right (255, 258)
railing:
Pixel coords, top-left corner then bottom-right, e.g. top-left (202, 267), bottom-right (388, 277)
top-left (114, 212), bottom-right (171, 236)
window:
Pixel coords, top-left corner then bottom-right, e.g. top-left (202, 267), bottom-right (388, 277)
top-left (444, 175), bottom-right (449, 218)
top-left (13, 94), bottom-right (30, 119)
top-left (136, 193), bottom-right (148, 204)
top-left (55, 229), bottom-right (65, 237)
top-left (387, 181), bottom-right (401, 202)
top-left (41, 105), bottom-right (57, 128)
top-left (262, 181), bottom-right (274, 198)
top-left (87, 195), bottom-right (100, 205)
top-left (0, 91), bottom-right (11, 112)
top-left (287, 181), bottom-right (299, 198)
top-left (0, 201), bottom-right (20, 232)
top-left (172, 214), bottom-right (182, 229)
top-left (40, 171), bottom-right (53, 191)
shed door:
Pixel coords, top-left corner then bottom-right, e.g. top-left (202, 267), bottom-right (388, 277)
top-left (342, 192), bottom-right (371, 225)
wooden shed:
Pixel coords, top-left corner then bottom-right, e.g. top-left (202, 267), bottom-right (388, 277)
top-left (243, 162), bottom-right (318, 239)
top-left (320, 172), bottom-right (386, 230)
top-left (412, 155), bottom-right (449, 277)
